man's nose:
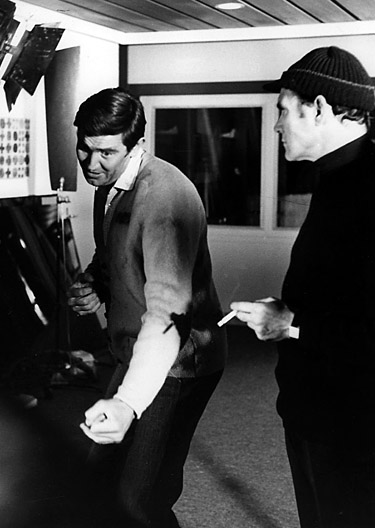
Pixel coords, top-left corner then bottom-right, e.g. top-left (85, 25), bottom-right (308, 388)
top-left (87, 151), bottom-right (101, 170)
top-left (274, 117), bottom-right (282, 133)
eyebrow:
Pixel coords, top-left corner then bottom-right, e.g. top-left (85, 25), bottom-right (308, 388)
top-left (79, 142), bottom-right (119, 154)
top-left (96, 147), bottom-right (119, 153)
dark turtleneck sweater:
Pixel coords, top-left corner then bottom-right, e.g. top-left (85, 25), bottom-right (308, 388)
top-left (276, 134), bottom-right (375, 447)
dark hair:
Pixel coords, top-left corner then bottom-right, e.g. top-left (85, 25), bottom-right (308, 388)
top-left (74, 87), bottom-right (147, 150)
top-left (297, 91), bottom-right (371, 128)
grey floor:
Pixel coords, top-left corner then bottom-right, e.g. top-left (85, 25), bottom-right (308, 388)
top-left (176, 326), bottom-right (299, 528)
top-left (24, 324), bottom-right (299, 528)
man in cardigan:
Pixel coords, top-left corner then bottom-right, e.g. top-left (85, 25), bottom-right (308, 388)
top-left (231, 47), bottom-right (375, 528)
top-left (67, 87), bottom-right (227, 527)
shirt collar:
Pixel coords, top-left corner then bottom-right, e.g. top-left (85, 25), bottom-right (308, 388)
top-left (114, 143), bottom-right (145, 191)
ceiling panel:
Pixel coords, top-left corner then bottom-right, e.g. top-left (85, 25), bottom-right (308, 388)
top-left (147, 0), bottom-right (250, 29)
top-left (292, 0), bottom-right (355, 23)
top-left (92, 0), bottom-right (185, 31)
top-left (16, 0), bottom-right (153, 32)
top-left (334, 0), bottom-right (375, 20)
top-left (245, 0), bottom-right (320, 25)
top-left (16, 0), bottom-right (375, 36)
top-left (106, 0), bottom-right (225, 30)
top-left (199, 0), bottom-right (285, 27)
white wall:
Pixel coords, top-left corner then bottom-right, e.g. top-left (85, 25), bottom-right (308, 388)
top-left (128, 35), bottom-right (375, 84)
top-left (56, 32), bottom-right (119, 274)
top-left (128, 35), bottom-right (375, 310)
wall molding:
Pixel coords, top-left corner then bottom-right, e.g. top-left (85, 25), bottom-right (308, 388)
top-left (127, 81), bottom-right (270, 96)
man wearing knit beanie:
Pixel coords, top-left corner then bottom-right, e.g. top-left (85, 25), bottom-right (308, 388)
top-left (231, 46), bottom-right (375, 528)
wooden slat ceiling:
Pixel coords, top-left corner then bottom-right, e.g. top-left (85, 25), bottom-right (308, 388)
top-left (17, 0), bottom-right (375, 34)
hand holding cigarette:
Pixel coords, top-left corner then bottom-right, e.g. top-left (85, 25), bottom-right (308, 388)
top-left (230, 298), bottom-right (294, 341)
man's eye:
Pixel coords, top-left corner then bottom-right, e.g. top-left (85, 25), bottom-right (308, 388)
top-left (101, 151), bottom-right (112, 157)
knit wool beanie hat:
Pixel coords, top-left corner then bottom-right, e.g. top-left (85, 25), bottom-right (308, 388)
top-left (264, 46), bottom-right (375, 111)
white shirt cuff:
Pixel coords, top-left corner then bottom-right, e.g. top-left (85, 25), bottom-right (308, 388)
top-left (288, 325), bottom-right (300, 339)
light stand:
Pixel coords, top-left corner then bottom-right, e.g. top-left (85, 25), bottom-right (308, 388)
top-left (50, 177), bottom-right (97, 387)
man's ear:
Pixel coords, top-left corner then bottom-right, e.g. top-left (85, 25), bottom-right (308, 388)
top-left (314, 95), bottom-right (330, 122)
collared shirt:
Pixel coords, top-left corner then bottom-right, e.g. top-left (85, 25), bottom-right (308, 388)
top-left (110, 144), bottom-right (145, 194)
top-left (103, 145), bottom-right (145, 238)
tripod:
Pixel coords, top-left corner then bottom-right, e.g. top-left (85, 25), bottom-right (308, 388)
top-left (49, 177), bottom-right (98, 388)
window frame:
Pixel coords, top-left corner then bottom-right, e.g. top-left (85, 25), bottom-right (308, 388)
top-left (141, 92), bottom-right (300, 236)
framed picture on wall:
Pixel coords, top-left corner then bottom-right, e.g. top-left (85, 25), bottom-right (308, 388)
top-left (0, 117), bottom-right (31, 198)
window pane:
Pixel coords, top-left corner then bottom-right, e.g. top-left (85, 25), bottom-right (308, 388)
top-left (155, 107), bottom-right (261, 226)
top-left (277, 139), bottom-right (315, 228)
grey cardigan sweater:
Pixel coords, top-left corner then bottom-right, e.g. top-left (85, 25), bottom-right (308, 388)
top-left (87, 152), bottom-right (227, 415)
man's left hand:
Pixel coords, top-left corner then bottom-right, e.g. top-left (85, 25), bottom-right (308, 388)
top-left (80, 398), bottom-right (135, 444)
top-left (230, 297), bottom-right (294, 341)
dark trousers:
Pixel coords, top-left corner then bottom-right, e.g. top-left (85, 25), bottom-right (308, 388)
top-left (86, 366), bottom-right (222, 528)
top-left (285, 429), bottom-right (375, 528)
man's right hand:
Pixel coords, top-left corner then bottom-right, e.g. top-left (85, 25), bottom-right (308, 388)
top-left (80, 397), bottom-right (136, 444)
top-left (230, 297), bottom-right (294, 342)
top-left (67, 272), bottom-right (101, 315)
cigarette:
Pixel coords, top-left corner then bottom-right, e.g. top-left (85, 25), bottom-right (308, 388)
top-left (217, 310), bottom-right (237, 327)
